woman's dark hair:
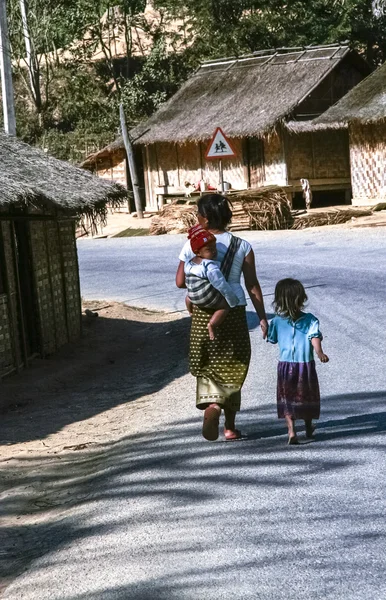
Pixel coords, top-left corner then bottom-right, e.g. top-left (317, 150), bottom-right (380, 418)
top-left (197, 194), bottom-right (233, 230)
top-left (273, 278), bottom-right (307, 321)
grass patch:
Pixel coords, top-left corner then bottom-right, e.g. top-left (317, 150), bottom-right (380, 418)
top-left (112, 228), bottom-right (149, 238)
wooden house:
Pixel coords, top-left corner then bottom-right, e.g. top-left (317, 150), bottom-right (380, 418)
top-left (80, 139), bottom-right (144, 213)
top-left (314, 61), bottom-right (386, 206)
top-left (127, 44), bottom-right (370, 210)
top-left (0, 133), bottom-right (125, 381)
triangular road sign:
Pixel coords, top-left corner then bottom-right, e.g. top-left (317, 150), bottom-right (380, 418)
top-left (205, 127), bottom-right (236, 160)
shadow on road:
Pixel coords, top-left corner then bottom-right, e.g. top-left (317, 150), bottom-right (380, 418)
top-left (0, 310), bottom-right (190, 446)
top-left (1, 388), bottom-right (386, 596)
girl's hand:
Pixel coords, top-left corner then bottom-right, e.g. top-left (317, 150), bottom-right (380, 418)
top-left (260, 318), bottom-right (268, 339)
top-left (318, 352), bottom-right (329, 363)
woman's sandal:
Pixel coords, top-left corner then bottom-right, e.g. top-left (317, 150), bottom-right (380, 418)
top-left (202, 404), bottom-right (221, 441)
top-left (288, 435), bottom-right (299, 445)
top-left (224, 428), bottom-right (242, 441)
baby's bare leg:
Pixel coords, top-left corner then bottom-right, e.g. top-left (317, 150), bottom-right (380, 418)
top-left (208, 307), bottom-right (230, 340)
top-left (185, 296), bottom-right (194, 315)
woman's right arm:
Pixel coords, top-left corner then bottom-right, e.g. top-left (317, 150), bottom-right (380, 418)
top-left (176, 260), bottom-right (186, 288)
top-left (242, 250), bottom-right (268, 338)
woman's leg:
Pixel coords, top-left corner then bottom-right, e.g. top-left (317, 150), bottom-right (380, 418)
top-left (224, 407), bottom-right (242, 440)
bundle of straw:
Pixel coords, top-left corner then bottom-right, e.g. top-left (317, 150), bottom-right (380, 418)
top-left (150, 202), bottom-right (197, 235)
top-left (292, 209), bottom-right (372, 230)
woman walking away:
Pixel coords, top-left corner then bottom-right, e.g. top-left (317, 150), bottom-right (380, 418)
top-left (268, 278), bottom-right (329, 445)
top-left (176, 194), bottom-right (268, 442)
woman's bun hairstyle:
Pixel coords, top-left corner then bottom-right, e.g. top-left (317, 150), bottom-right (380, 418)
top-left (197, 194), bottom-right (233, 230)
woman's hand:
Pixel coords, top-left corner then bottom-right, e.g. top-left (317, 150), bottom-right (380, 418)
top-left (260, 318), bottom-right (268, 339)
top-left (242, 251), bottom-right (268, 333)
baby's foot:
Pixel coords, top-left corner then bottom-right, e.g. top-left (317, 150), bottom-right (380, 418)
top-left (207, 322), bottom-right (216, 340)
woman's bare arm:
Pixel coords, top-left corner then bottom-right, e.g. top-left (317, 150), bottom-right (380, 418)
top-left (176, 260), bottom-right (186, 288)
top-left (242, 250), bottom-right (268, 338)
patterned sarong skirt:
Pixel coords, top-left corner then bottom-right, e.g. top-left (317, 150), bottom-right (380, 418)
top-left (189, 305), bottom-right (251, 411)
top-left (277, 360), bottom-right (320, 420)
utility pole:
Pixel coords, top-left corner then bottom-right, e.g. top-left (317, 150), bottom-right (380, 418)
top-left (119, 104), bottom-right (144, 219)
top-left (0, 0), bottom-right (16, 135)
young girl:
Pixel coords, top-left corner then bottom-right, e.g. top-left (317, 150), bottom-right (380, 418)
top-left (268, 278), bottom-right (329, 444)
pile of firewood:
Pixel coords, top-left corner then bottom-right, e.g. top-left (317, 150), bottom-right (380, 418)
top-left (149, 187), bottom-right (293, 235)
top-left (228, 187), bottom-right (293, 231)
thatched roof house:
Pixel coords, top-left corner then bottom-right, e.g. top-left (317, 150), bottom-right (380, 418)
top-left (315, 62), bottom-right (386, 205)
top-left (125, 44), bottom-right (368, 210)
top-left (0, 134), bottom-right (126, 383)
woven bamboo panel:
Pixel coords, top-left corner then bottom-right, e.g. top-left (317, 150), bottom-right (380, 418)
top-left (177, 142), bottom-right (201, 187)
top-left (287, 131), bottom-right (349, 180)
top-left (264, 133), bottom-right (286, 185)
top-left (350, 122), bottom-right (386, 203)
top-left (156, 142), bottom-right (179, 187)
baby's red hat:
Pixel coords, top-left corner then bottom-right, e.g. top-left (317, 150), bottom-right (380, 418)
top-left (188, 224), bottom-right (216, 253)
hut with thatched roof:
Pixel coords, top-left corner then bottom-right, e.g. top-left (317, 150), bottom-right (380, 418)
top-left (116, 44), bottom-right (368, 211)
top-left (314, 61), bottom-right (386, 206)
top-left (0, 133), bottom-right (125, 380)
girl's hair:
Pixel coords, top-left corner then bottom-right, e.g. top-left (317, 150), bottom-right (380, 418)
top-left (197, 194), bottom-right (233, 230)
top-left (273, 278), bottom-right (308, 321)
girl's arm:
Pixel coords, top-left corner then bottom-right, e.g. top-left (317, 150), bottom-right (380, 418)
top-left (311, 337), bottom-right (329, 363)
top-left (176, 260), bottom-right (186, 288)
top-left (242, 250), bottom-right (268, 339)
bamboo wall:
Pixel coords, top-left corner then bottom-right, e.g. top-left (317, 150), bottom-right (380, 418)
top-left (0, 214), bottom-right (81, 383)
top-left (93, 150), bottom-right (127, 188)
top-left (144, 139), bottom-right (248, 209)
top-left (263, 133), bottom-right (287, 185)
top-left (286, 130), bottom-right (350, 182)
top-left (349, 122), bottom-right (386, 206)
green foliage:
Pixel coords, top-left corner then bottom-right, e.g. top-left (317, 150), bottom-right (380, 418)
top-left (3, 0), bottom-right (386, 162)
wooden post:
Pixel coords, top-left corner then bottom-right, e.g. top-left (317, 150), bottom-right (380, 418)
top-left (119, 104), bottom-right (143, 219)
top-left (0, 0), bottom-right (16, 135)
top-left (219, 159), bottom-right (224, 193)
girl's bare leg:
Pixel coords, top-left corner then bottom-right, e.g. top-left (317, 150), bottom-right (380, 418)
top-left (285, 415), bottom-right (299, 444)
top-left (305, 419), bottom-right (315, 438)
top-left (208, 308), bottom-right (229, 340)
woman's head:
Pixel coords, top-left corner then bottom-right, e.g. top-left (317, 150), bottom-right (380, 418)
top-left (197, 194), bottom-right (233, 231)
top-left (273, 278), bottom-right (307, 321)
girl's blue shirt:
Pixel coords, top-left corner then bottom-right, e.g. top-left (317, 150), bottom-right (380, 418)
top-left (268, 312), bottom-right (322, 363)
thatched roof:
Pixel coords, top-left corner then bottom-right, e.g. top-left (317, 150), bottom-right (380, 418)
top-left (80, 138), bottom-right (124, 168)
top-left (129, 44), bottom-right (362, 145)
top-left (284, 120), bottom-right (347, 133)
top-left (0, 133), bottom-right (126, 216)
top-left (314, 61), bottom-right (386, 126)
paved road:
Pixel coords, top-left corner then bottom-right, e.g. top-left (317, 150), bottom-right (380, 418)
top-left (4, 227), bottom-right (386, 599)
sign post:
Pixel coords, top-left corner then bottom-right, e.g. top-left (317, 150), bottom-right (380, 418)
top-left (205, 128), bottom-right (236, 193)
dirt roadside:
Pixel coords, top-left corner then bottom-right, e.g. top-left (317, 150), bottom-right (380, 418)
top-left (0, 302), bottom-right (190, 593)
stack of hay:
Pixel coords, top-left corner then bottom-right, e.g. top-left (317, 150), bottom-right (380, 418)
top-left (292, 208), bottom-right (372, 230)
top-left (150, 202), bottom-right (197, 235)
